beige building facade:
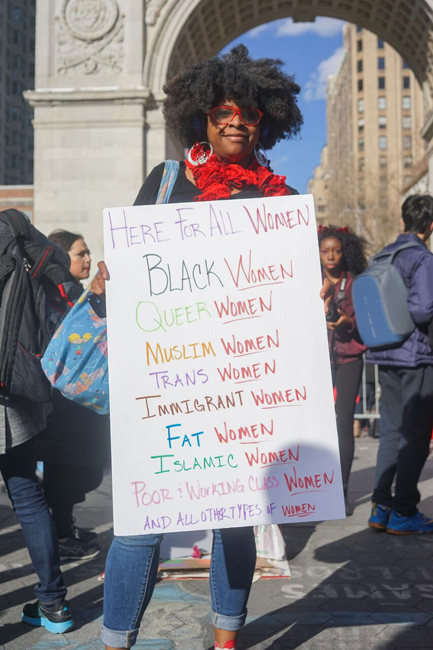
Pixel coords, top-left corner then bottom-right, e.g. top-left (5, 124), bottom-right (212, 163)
top-left (307, 145), bottom-right (329, 225)
top-left (310, 23), bottom-right (427, 250)
top-left (0, 186), bottom-right (34, 220)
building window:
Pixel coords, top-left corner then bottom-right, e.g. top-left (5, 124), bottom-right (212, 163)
top-left (358, 98), bottom-right (364, 113)
top-left (378, 57), bottom-right (385, 69)
top-left (378, 115), bottom-right (387, 129)
top-left (358, 137), bottom-right (364, 152)
top-left (403, 60), bottom-right (409, 69)
top-left (378, 76), bottom-right (386, 89)
top-left (357, 39), bottom-right (363, 52)
top-left (403, 76), bottom-right (410, 89)
top-left (358, 79), bottom-right (363, 92)
top-left (358, 157), bottom-right (365, 171)
top-left (378, 37), bottom-right (384, 49)
top-left (358, 118), bottom-right (365, 132)
top-left (379, 176), bottom-right (387, 190)
top-left (357, 25), bottom-right (362, 32)
top-left (357, 59), bottom-right (363, 73)
top-left (317, 205), bottom-right (326, 213)
top-left (379, 156), bottom-right (387, 168)
top-left (378, 96), bottom-right (387, 110)
top-left (403, 96), bottom-right (411, 109)
top-left (403, 116), bottom-right (412, 129)
top-left (403, 135), bottom-right (412, 150)
top-left (404, 155), bottom-right (413, 168)
top-left (379, 136), bottom-right (387, 150)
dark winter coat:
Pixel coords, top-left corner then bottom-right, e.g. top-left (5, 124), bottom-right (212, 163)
top-left (367, 233), bottom-right (433, 368)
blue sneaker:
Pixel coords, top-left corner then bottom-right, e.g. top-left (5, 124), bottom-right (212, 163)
top-left (368, 503), bottom-right (390, 530)
top-left (22, 600), bottom-right (73, 634)
top-left (386, 511), bottom-right (433, 535)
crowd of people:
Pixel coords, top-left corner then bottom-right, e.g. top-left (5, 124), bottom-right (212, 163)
top-left (1, 44), bottom-right (433, 650)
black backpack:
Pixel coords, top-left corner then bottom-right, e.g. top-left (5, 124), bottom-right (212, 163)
top-left (0, 209), bottom-right (81, 403)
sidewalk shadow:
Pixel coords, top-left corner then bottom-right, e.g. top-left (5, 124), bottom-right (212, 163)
top-left (237, 513), bottom-right (433, 648)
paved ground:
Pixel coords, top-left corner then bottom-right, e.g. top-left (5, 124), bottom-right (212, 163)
top-left (1, 435), bottom-right (433, 649)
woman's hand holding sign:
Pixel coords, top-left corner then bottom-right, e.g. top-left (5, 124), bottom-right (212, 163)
top-left (91, 261), bottom-right (110, 296)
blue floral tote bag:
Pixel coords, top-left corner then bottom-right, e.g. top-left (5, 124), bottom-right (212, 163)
top-left (41, 281), bottom-right (109, 414)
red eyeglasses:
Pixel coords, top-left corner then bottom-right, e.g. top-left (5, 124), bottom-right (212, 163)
top-left (209, 106), bottom-right (264, 126)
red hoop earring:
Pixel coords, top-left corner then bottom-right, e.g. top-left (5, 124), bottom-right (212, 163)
top-left (187, 142), bottom-right (213, 166)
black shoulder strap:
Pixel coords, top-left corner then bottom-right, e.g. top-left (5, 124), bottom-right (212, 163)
top-left (336, 273), bottom-right (347, 302)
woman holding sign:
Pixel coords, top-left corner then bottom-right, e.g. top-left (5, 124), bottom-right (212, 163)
top-left (95, 45), bottom-right (326, 650)
top-left (319, 225), bottom-right (367, 517)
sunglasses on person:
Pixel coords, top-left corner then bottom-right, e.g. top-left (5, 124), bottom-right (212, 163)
top-left (209, 106), bottom-right (264, 126)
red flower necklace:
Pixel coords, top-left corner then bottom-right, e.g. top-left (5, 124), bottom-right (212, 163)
top-left (185, 153), bottom-right (290, 202)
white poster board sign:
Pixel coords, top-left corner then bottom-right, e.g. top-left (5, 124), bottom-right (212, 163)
top-left (104, 194), bottom-right (345, 536)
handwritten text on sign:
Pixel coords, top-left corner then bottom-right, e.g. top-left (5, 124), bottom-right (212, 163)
top-left (103, 195), bottom-right (345, 536)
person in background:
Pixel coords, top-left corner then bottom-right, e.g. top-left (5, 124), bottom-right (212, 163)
top-left (319, 225), bottom-right (367, 516)
top-left (0, 214), bottom-right (73, 633)
top-left (50, 230), bottom-right (92, 282)
top-left (37, 230), bottom-right (109, 560)
top-left (368, 195), bottom-right (433, 534)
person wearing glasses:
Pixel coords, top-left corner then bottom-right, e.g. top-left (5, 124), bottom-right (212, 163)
top-left (94, 45), bottom-right (322, 650)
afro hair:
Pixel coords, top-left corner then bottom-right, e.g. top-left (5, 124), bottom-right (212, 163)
top-left (318, 226), bottom-right (368, 277)
top-left (163, 44), bottom-right (303, 150)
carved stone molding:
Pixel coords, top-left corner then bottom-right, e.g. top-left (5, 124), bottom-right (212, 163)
top-left (145, 0), bottom-right (169, 26)
top-left (56, 0), bottom-right (124, 75)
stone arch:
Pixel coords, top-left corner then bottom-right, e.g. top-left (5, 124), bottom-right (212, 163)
top-left (28, 0), bottom-right (433, 264)
top-left (146, 0), bottom-right (433, 105)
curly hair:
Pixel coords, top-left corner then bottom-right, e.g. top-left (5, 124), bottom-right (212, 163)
top-left (163, 44), bottom-right (303, 150)
top-left (318, 226), bottom-right (367, 277)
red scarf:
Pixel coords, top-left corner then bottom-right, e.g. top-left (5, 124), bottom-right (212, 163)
top-left (185, 153), bottom-right (290, 201)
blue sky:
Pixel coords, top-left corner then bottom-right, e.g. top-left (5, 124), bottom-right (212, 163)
top-left (222, 17), bottom-right (346, 193)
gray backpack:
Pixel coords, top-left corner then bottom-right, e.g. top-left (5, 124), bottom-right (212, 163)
top-left (352, 242), bottom-right (419, 349)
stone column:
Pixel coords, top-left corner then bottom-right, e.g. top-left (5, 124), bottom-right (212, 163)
top-left (26, 0), bottom-right (147, 263)
top-left (144, 96), bottom-right (183, 177)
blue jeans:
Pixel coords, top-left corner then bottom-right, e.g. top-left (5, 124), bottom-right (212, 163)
top-left (102, 526), bottom-right (256, 648)
top-left (373, 365), bottom-right (433, 516)
top-left (0, 437), bottom-right (67, 605)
